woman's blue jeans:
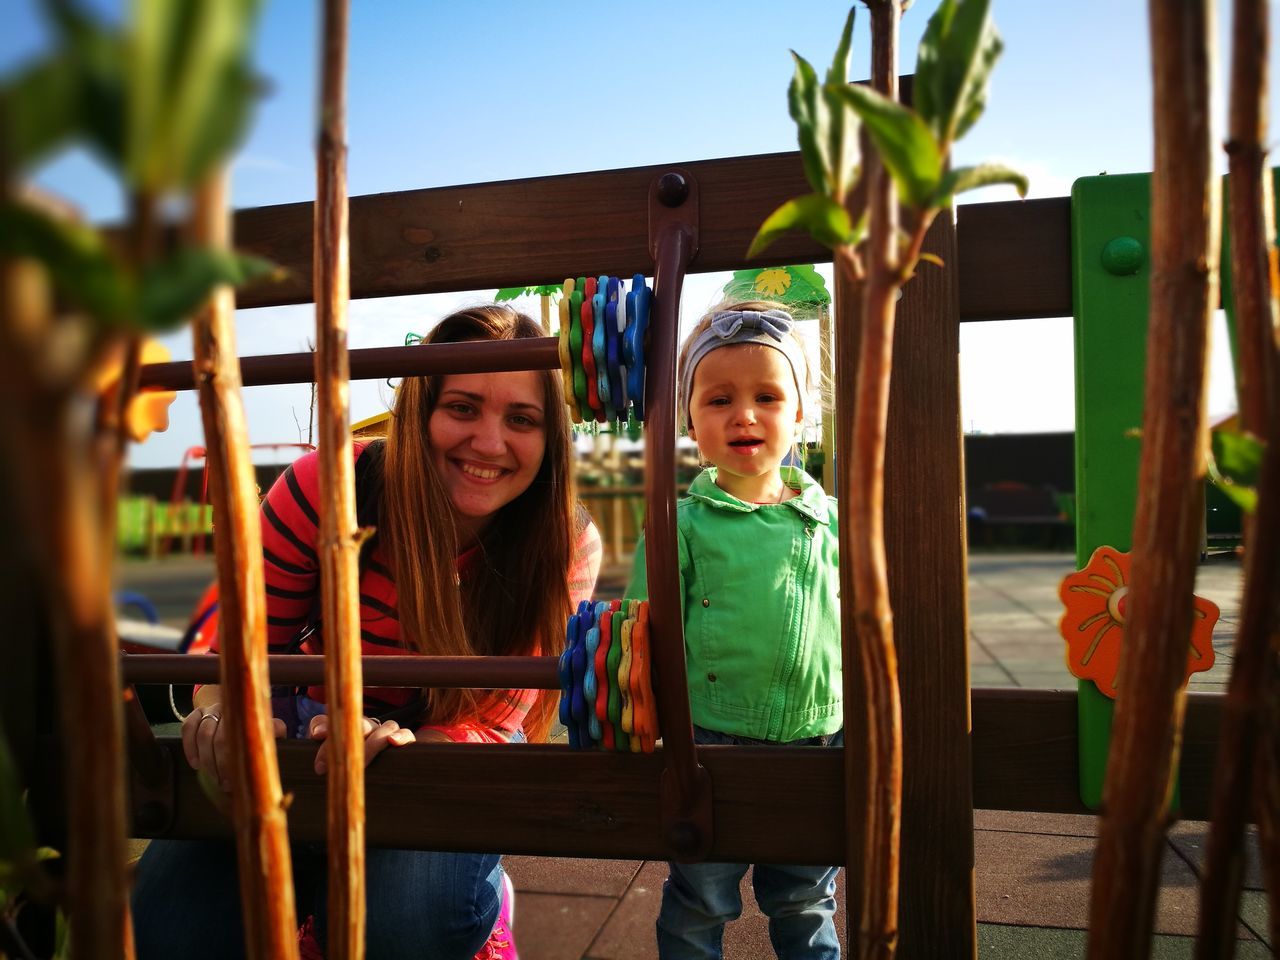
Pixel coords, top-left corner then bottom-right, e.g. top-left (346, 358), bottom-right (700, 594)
top-left (656, 726), bottom-right (843, 960)
top-left (132, 838), bottom-right (503, 960)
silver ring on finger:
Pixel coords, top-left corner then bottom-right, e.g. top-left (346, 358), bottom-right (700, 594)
top-left (199, 712), bottom-right (221, 728)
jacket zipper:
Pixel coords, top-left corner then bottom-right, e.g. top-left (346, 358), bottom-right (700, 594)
top-left (768, 515), bottom-right (815, 740)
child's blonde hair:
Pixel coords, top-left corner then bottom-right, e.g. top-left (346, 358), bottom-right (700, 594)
top-left (677, 299), bottom-right (817, 466)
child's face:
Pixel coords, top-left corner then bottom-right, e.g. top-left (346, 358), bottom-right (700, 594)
top-left (686, 344), bottom-right (803, 501)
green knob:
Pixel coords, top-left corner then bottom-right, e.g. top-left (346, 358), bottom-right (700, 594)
top-left (1101, 236), bottom-right (1144, 276)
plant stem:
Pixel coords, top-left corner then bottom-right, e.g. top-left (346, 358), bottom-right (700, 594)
top-left (850, 4), bottom-right (903, 958)
top-left (191, 170), bottom-right (300, 960)
top-left (315, 2), bottom-right (366, 957)
top-left (1, 198), bottom-right (132, 960)
top-left (1195, 0), bottom-right (1280, 954)
top-left (47, 391), bottom-right (131, 960)
top-left (1088, 2), bottom-right (1219, 956)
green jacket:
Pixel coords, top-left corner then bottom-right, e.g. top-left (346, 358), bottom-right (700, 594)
top-left (626, 466), bottom-right (842, 742)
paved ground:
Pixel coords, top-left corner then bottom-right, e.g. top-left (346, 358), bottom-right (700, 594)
top-left (119, 550), bottom-right (1270, 957)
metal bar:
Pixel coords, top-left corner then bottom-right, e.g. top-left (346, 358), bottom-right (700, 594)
top-left (644, 170), bottom-right (714, 862)
top-left (139, 337), bottom-right (561, 391)
top-left (121, 653), bottom-right (559, 689)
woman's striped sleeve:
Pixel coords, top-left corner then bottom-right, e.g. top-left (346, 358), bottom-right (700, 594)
top-left (259, 450), bottom-right (323, 649)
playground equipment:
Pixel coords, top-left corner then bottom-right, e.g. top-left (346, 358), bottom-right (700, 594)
top-left (159, 442), bottom-right (316, 556)
top-left (4, 153), bottom-right (1242, 958)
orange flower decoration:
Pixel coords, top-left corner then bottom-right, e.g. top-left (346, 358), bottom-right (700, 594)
top-left (90, 339), bottom-right (177, 442)
top-left (1058, 545), bottom-right (1219, 698)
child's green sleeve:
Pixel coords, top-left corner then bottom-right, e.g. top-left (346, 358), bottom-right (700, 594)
top-left (625, 533), bottom-right (649, 599)
top-left (624, 528), bottom-right (688, 622)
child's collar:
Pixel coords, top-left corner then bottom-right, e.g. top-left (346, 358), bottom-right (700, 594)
top-left (685, 467), bottom-right (830, 524)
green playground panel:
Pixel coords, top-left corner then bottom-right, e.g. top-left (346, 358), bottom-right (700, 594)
top-left (1072, 173), bottom-right (1150, 810)
top-left (117, 496), bottom-right (156, 553)
top-left (1071, 169), bottom-right (1268, 809)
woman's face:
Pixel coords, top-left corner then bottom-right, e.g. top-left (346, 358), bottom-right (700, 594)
top-left (427, 369), bottom-right (548, 539)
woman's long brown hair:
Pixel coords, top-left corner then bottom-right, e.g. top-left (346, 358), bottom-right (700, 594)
top-left (381, 305), bottom-right (577, 741)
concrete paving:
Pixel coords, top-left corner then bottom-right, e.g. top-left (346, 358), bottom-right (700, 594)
top-left (119, 549), bottom-right (1270, 957)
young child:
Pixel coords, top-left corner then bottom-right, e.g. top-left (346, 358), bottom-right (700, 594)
top-left (627, 300), bottom-right (843, 960)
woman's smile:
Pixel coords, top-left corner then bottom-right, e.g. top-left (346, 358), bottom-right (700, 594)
top-left (454, 459), bottom-right (509, 482)
top-left (428, 369), bottom-right (547, 539)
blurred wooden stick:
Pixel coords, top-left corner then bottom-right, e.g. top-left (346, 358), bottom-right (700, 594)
top-left (1088, 2), bottom-right (1219, 957)
top-left (315, 1), bottom-right (366, 957)
top-left (191, 169), bottom-right (300, 960)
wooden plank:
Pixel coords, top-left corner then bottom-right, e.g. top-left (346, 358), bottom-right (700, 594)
top-left (971, 688), bottom-right (1089, 813)
top-left (956, 197), bottom-right (1073, 321)
top-left (225, 153), bottom-right (1073, 321)
top-left (971, 689), bottom-right (1225, 819)
top-left (156, 741), bottom-right (849, 865)
top-left (133, 690), bottom-right (1228, 859)
top-left (885, 210), bottom-right (977, 957)
top-left (231, 153), bottom-right (823, 309)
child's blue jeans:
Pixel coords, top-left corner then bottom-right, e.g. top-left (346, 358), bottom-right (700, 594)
top-left (656, 726), bottom-right (843, 960)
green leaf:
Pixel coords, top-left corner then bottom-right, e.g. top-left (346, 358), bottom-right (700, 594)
top-left (0, 202), bottom-right (132, 326)
top-left (495, 284), bottom-right (561, 302)
top-left (138, 247), bottom-right (276, 331)
top-left (0, 53), bottom-right (80, 172)
top-left (914, 0), bottom-right (1003, 145)
top-left (826, 83), bottom-right (942, 208)
top-left (1207, 428), bottom-right (1263, 513)
top-left (788, 51), bottom-right (831, 196)
top-left (129, 0), bottom-right (264, 189)
top-left (930, 162), bottom-right (1028, 207)
top-left (747, 193), bottom-right (857, 258)
top-left (54, 907), bottom-right (71, 960)
top-left (0, 721), bottom-right (37, 903)
top-left (821, 8), bottom-right (861, 201)
top-left (46, 0), bottom-right (129, 169)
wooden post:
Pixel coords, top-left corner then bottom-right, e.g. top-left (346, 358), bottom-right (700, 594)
top-left (191, 170), bottom-right (300, 960)
top-left (1088, 2), bottom-right (1219, 956)
top-left (1197, 0), bottom-right (1280, 953)
top-left (315, 1), bottom-right (367, 957)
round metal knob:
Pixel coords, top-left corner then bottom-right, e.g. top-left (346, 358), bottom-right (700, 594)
top-left (657, 172), bottom-right (689, 208)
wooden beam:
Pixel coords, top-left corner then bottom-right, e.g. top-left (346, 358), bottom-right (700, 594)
top-left (130, 689), bottom-right (1228, 861)
top-left (224, 153), bottom-right (1070, 321)
top-left (886, 210), bottom-right (976, 955)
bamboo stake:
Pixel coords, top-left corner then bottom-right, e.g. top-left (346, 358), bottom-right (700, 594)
top-left (1195, 0), bottom-right (1280, 953)
top-left (191, 170), bottom-right (300, 960)
top-left (315, 1), bottom-right (366, 956)
top-left (843, 4), bottom-right (904, 958)
top-left (1087, 2), bottom-right (1219, 956)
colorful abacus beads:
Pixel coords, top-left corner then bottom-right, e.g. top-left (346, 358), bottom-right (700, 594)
top-left (558, 598), bottom-right (658, 752)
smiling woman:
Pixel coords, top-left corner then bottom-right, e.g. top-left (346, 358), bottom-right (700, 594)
top-left (429, 370), bottom-right (549, 540)
top-left (132, 304), bottom-right (602, 960)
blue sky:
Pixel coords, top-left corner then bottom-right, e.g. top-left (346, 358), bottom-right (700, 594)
top-left (5, 2), bottom-right (1266, 466)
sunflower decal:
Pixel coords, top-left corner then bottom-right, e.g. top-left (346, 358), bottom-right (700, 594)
top-left (753, 268), bottom-right (793, 298)
top-left (1058, 545), bottom-right (1218, 698)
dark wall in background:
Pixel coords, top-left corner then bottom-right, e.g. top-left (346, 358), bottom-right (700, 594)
top-left (126, 462), bottom-right (296, 502)
top-left (964, 432), bottom-right (1074, 493)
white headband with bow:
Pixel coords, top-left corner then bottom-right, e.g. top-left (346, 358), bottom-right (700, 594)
top-left (679, 309), bottom-right (807, 422)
